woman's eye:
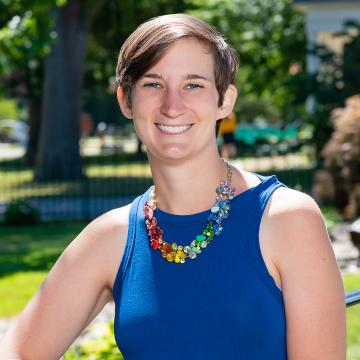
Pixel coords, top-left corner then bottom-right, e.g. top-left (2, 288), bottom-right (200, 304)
top-left (144, 83), bottom-right (161, 88)
top-left (185, 83), bottom-right (203, 90)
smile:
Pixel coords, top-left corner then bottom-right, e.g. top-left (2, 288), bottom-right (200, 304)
top-left (155, 123), bottom-right (193, 134)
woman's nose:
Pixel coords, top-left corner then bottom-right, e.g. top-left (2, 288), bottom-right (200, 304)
top-left (160, 88), bottom-right (186, 118)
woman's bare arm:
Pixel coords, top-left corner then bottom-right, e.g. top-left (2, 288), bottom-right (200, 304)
top-left (262, 188), bottom-right (346, 360)
top-left (0, 205), bottom-right (130, 360)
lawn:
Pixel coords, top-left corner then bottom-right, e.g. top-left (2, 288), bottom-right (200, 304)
top-left (344, 272), bottom-right (360, 359)
top-left (0, 223), bottom-right (84, 317)
top-left (0, 223), bottom-right (359, 358)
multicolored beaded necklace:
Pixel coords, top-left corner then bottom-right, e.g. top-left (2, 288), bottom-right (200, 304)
top-left (143, 160), bottom-right (235, 264)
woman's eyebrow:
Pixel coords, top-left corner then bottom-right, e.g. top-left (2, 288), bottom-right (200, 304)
top-left (143, 73), bottom-right (163, 79)
top-left (142, 73), bottom-right (211, 82)
top-left (184, 74), bottom-right (211, 82)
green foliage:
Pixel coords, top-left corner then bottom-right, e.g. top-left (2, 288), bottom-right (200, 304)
top-left (340, 20), bottom-right (360, 98)
top-left (4, 199), bottom-right (39, 225)
top-left (0, 98), bottom-right (19, 119)
top-left (321, 206), bottom-right (343, 231)
top-left (65, 321), bottom-right (122, 359)
top-left (0, 0), bottom-right (54, 98)
top-left (306, 20), bottom-right (360, 157)
top-left (0, 0), bottom-right (307, 124)
top-left (83, 0), bottom-right (188, 91)
top-left (186, 0), bottom-right (307, 121)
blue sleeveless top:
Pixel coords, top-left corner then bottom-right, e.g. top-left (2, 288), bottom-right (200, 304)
top-left (113, 174), bottom-right (288, 359)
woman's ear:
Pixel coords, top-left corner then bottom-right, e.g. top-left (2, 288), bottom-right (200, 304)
top-left (217, 84), bottom-right (238, 119)
top-left (117, 87), bottom-right (133, 119)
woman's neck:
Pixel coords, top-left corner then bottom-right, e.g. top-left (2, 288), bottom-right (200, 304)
top-left (148, 154), bottom-right (228, 215)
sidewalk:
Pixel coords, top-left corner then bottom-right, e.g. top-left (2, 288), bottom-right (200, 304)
top-left (331, 223), bottom-right (359, 272)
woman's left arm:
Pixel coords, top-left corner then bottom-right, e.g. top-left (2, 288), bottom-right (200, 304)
top-left (265, 188), bottom-right (346, 360)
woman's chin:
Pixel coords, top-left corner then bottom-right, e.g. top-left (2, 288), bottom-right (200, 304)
top-left (150, 144), bottom-right (194, 162)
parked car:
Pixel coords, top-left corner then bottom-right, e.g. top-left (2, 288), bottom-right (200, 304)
top-left (0, 119), bottom-right (29, 147)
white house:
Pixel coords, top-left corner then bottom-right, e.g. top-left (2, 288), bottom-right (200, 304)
top-left (294, 0), bottom-right (360, 73)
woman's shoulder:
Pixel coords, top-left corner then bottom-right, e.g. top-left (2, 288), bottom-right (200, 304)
top-left (89, 203), bottom-right (132, 234)
top-left (261, 186), bottom-right (325, 245)
top-left (265, 186), bottom-right (321, 218)
top-left (68, 203), bottom-right (132, 289)
top-left (261, 186), bottom-right (332, 272)
top-left (80, 203), bottom-right (131, 249)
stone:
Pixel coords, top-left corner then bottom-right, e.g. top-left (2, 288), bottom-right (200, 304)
top-left (211, 205), bottom-right (220, 213)
top-left (161, 243), bottom-right (172, 255)
top-left (213, 225), bottom-right (223, 236)
top-left (189, 251), bottom-right (197, 259)
top-left (167, 252), bottom-right (175, 262)
top-left (208, 213), bottom-right (216, 221)
top-left (152, 239), bottom-right (159, 250)
top-left (183, 246), bottom-right (191, 254)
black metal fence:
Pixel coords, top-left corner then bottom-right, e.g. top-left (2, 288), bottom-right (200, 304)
top-left (0, 148), bottom-right (318, 223)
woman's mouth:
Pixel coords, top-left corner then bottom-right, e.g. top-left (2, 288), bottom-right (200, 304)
top-left (155, 123), bottom-right (193, 135)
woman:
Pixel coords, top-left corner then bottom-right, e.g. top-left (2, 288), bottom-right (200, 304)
top-left (0, 14), bottom-right (346, 359)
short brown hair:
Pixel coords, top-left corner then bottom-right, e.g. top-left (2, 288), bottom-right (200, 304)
top-left (116, 13), bottom-right (238, 107)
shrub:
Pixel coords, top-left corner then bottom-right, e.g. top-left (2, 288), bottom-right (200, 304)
top-left (4, 200), bottom-right (39, 225)
top-left (65, 321), bottom-right (122, 360)
top-left (321, 95), bottom-right (360, 219)
top-left (321, 206), bottom-right (343, 231)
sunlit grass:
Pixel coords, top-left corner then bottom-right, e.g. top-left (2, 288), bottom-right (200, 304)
top-left (343, 271), bottom-right (360, 356)
top-left (0, 271), bottom-right (47, 317)
top-left (0, 223), bottom-right (83, 317)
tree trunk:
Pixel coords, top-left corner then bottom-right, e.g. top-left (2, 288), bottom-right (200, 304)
top-left (35, 0), bottom-right (88, 181)
top-left (25, 97), bottom-right (41, 165)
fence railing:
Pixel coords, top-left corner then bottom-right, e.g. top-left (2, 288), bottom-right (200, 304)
top-left (346, 289), bottom-right (360, 308)
top-left (0, 149), bottom-right (317, 222)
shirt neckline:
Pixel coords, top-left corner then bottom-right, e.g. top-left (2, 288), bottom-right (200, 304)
top-left (151, 173), bottom-right (277, 226)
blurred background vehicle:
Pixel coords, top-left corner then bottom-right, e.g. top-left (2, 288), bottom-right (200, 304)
top-left (0, 119), bottom-right (28, 147)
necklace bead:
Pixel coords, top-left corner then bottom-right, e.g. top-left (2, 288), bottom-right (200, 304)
top-left (143, 160), bottom-right (235, 264)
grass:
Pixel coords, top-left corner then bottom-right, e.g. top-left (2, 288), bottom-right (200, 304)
top-left (0, 271), bottom-right (47, 317)
top-left (0, 223), bottom-right (359, 358)
top-left (0, 223), bottom-right (84, 317)
top-left (344, 271), bottom-right (360, 357)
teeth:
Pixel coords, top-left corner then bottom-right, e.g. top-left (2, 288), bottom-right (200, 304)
top-left (157, 124), bottom-right (191, 134)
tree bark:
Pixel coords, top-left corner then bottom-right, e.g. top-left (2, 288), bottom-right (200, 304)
top-left (25, 97), bottom-right (42, 165)
top-left (35, 0), bottom-right (89, 181)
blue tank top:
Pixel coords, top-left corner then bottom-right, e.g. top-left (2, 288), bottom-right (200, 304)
top-left (113, 174), bottom-right (288, 359)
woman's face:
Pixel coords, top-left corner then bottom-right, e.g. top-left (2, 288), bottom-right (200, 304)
top-left (119, 37), bottom-right (235, 162)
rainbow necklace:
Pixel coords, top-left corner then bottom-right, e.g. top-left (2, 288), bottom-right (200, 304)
top-left (143, 161), bottom-right (235, 264)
